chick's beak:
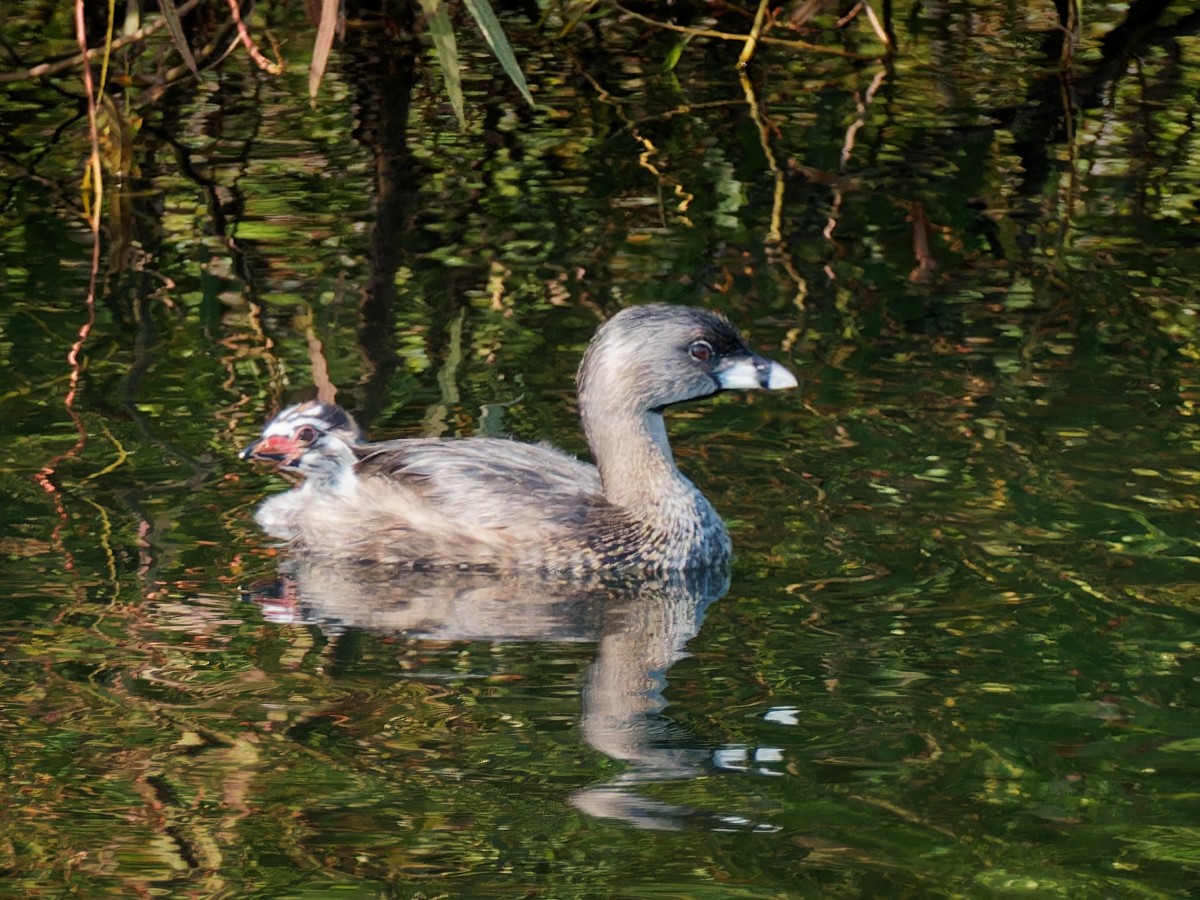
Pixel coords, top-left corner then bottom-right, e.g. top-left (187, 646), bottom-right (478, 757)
top-left (240, 434), bottom-right (301, 464)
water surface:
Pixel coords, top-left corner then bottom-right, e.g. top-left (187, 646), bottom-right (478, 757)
top-left (2, 0), bottom-right (1200, 895)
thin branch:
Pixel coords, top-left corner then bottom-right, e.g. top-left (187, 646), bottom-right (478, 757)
top-left (307, 323), bottom-right (338, 405)
top-left (75, 0), bottom-right (103, 233)
top-left (225, 0), bottom-right (285, 75)
top-left (861, 1), bottom-right (892, 47)
top-left (738, 0), bottom-right (773, 67)
top-left (0, 0), bottom-right (202, 83)
top-left (35, 0), bottom-right (103, 586)
top-left (613, 3), bottom-right (880, 60)
top-left (140, 25), bottom-right (244, 101)
top-left (737, 70), bottom-right (807, 309)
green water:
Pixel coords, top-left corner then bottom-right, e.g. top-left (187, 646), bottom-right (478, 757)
top-left (2, 0), bottom-right (1200, 895)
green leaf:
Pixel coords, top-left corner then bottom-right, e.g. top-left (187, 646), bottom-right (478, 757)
top-left (160, 0), bottom-right (201, 79)
top-left (460, 0), bottom-right (536, 109)
top-left (663, 40), bottom-right (684, 73)
top-left (417, 0), bottom-right (466, 128)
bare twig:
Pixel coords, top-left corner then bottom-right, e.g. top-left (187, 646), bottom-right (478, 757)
top-left (613, 3), bottom-right (877, 59)
top-left (861, 1), bottom-right (892, 47)
top-left (738, 0), bottom-right (773, 67)
top-left (822, 66), bottom-right (886, 247)
top-left (74, 0), bottom-right (103, 232)
top-left (0, 0), bottom-right (203, 83)
top-left (225, 0), bottom-right (285, 75)
top-left (34, 0), bottom-right (104, 587)
top-left (738, 70), bottom-right (807, 309)
top-left (140, 24), bottom-right (246, 102)
top-left (572, 61), bottom-right (695, 229)
top-left (307, 324), bottom-right (338, 405)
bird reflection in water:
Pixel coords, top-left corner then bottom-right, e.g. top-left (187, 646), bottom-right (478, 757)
top-left (244, 554), bottom-right (781, 832)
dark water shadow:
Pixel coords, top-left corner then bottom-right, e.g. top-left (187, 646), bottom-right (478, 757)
top-left (246, 552), bottom-right (778, 832)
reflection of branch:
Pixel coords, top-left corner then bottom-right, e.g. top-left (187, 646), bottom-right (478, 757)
top-left (612, 2), bottom-right (878, 59)
top-left (839, 68), bottom-right (887, 170)
top-left (739, 72), bottom-right (784, 245)
top-left (838, 1), bottom-right (892, 48)
top-left (306, 322), bottom-right (338, 405)
top-left (821, 66), bottom-right (887, 261)
top-left (738, 70), bottom-right (807, 309)
top-left (421, 307), bottom-right (466, 437)
top-left (906, 200), bottom-right (938, 284)
top-left (35, 0), bottom-right (100, 584)
top-left (571, 62), bottom-right (695, 230)
top-left (30, 4), bottom-right (108, 599)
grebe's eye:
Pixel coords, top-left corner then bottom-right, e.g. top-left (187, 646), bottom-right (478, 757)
top-left (688, 340), bottom-right (714, 362)
top-left (295, 425), bottom-right (318, 443)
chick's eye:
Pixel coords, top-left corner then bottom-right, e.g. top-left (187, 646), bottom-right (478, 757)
top-left (295, 425), bottom-right (318, 443)
top-left (688, 340), bottom-right (714, 362)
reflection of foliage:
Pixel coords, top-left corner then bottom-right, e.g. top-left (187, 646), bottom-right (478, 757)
top-left (4, 0), bottom-right (1200, 894)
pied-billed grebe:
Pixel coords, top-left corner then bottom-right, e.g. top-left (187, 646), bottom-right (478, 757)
top-left (241, 304), bottom-right (796, 572)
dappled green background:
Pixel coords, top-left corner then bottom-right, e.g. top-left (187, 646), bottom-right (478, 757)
top-left (3, 0), bottom-right (1200, 895)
